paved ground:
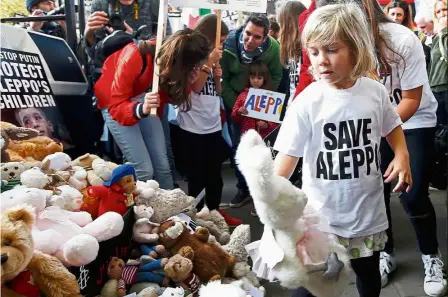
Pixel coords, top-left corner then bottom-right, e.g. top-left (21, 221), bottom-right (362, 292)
top-left (191, 166), bottom-right (447, 297)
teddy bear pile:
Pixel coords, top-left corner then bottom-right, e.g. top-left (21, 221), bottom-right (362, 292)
top-left (1, 120), bottom-right (264, 297)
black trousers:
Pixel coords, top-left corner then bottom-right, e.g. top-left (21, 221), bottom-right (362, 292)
top-left (292, 252), bottom-right (381, 297)
top-left (179, 128), bottom-right (224, 210)
top-left (380, 127), bottom-right (438, 255)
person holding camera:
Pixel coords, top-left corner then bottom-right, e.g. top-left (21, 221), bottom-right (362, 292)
top-left (26, 0), bottom-right (66, 38)
top-left (84, 0), bottom-right (171, 48)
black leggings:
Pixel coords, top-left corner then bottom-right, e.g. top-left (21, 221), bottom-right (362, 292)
top-left (380, 128), bottom-right (438, 255)
top-left (179, 128), bottom-right (224, 211)
top-left (291, 252), bottom-right (381, 297)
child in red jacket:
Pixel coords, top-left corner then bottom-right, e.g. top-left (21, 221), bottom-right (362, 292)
top-left (232, 62), bottom-right (279, 139)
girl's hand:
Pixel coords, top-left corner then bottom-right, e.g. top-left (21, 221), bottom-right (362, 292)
top-left (238, 107), bottom-right (248, 116)
top-left (257, 120), bottom-right (269, 130)
top-left (142, 92), bottom-right (160, 115)
top-left (213, 65), bottom-right (222, 80)
top-left (384, 152), bottom-right (412, 193)
top-left (209, 46), bottom-right (223, 64)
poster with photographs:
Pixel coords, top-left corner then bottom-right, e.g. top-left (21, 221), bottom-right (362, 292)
top-left (170, 0), bottom-right (268, 13)
top-left (0, 48), bottom-right (73, 149)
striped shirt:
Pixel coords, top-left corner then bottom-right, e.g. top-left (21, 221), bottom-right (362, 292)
top-left (118, 266), bottom-right (138, 289)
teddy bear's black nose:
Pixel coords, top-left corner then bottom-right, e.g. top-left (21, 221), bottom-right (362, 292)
top-left (8, 172), bottom-right (15, 177)
top-left (1, 254), bottom-right (8, 265)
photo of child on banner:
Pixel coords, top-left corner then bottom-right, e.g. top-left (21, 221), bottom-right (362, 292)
top-left (1, 48), bottom-right (73, 149)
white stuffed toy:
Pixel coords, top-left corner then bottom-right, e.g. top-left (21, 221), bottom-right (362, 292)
top-left (236, 130), bottom-right (350, 297)
top-left (199, 280), bottom-right (250, 297)
top-left (20, 166), bottom-right (51, 189)
top-left (42, 152), bottom-right (88, 190)
top-left (232, 262), bottom-right (265, 294)
top-left (132, 204), bottom-right (160, 244)
top-left (1, 187), bottom-right (124, 267)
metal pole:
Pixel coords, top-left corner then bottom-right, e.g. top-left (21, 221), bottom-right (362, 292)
top-left (78, 0), bottom-right (86, 38)
top-left (1, 15), bottom-right (66, 23)
top-left (64, 0), bottom-right (77, 52)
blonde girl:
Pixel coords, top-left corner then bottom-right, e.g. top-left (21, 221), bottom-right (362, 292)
top-left (271, 4), bottom-right (411, 297)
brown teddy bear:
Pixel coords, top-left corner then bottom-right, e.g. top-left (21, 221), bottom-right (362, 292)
top-left (164, 254), bottom-right (201, 297)
top-left (105, 256), bottom-right (170, 297)
top-left (0, 122), bottom-right (39, 162)
top-left (1, 204), bottom-right (82, 297)
top-left (158, 220), bottom-right (236, 283)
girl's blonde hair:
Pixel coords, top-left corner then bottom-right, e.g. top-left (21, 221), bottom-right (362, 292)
top-left (302, 3), bottom-right (377, 81)
top-left (434, 0), bottom-right (447, 23)
top-left (277, 1), bottom-right (307, 67)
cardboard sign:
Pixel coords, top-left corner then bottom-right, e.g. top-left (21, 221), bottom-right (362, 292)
top-left (170, 0), bottom-right (268, 13)
top-left (244, 88), bottom-right (285, 124)
top-left (0, 48), bottom-right (74, 149)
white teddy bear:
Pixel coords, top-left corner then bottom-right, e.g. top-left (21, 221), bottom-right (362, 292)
top-left (42, 152), bottom-right (88, 190)
top-left (1, 187), bottom-right (124, 267)
top-left (236, 130), bottom-right (350, 297)
top-left (199, 280), bottom-right (251, 297)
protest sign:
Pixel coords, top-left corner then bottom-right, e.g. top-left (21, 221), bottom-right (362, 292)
top-left (1, 48), bottom-right (73, 149)
top-left (170, 0), bottom-right (268, 13)
top-left (243, 88), bottom-right (286, 123)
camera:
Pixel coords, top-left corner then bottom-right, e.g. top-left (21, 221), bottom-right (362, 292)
top-left (107, 10), bottom-right (125, 31)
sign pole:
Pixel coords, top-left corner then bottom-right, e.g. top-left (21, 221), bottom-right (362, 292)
top-left (150, 0), bottom-right (168, 116)
top-left (215, 9), bottom-right (222, 50)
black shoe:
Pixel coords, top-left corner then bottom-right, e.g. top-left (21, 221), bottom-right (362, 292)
top-left (250, 206), bottom-right (258, 217)
top-left (230, 190), bottom-right (251, 208)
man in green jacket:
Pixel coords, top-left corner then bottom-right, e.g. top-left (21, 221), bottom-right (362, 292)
top-left (221, 13), bottom-right (282, 110)
top-left (221, 13), bottom-right (282, 209)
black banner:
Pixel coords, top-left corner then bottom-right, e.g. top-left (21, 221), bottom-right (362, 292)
top-left (1, 48), bottom-right (73, 149)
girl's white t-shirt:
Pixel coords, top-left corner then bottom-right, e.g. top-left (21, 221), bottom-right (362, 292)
top-left (274, 78), bottom-right (402, 238)
top-left (177, 72), bottom-right (221, 134)
top-left (379, 22), bottom-right (438, 130)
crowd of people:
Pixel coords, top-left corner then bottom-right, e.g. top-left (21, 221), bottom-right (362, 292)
top-left (21, 0), bottom-right (448, 296)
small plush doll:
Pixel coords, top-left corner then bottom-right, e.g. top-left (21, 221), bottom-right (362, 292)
top-left (133, 205), bottom-right (160, 244)
top-left (87, 164), bottom-right (137, 216)
top-left (164, 254), bottom-right (201, 296)
top-left (107, 256), bottom-right (170, 297)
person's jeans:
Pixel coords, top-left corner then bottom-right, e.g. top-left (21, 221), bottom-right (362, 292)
top-left (225, 107), bottom-right (248, 192)
top-left (433, 91), bottom-right (448, 126)
top-left (292, 252), bottom-right (381, 297)
top-left (161, 105), bottom-right (177, 183)
top-left (102, 109), bottom-right (174, 189)
top-left (380, 127), bottom-right (438, 255)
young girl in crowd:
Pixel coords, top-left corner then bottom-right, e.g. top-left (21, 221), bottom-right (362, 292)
top-left (94, 29), bottom-right (210, 189)
top-left (305, 0), bottom-right (444, 294)
top-left (232, 62), bottom-right (279, 140)
top-left (176, 14), bottom-right (242, 226)
top-left (232, 62), bottom-right (279, 216)
top-left (271, 4), bottom-right (412, 297)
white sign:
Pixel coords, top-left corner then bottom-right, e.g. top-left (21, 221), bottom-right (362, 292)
top-left (170, 0), bottom-right (268, 13)
top-left (243, 88), bottom-right (286, 123)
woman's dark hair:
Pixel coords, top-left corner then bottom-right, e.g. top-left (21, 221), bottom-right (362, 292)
top-left (244, 13), bottom-right (270, 36)
top-left (194, 14), bottom-right (229, 45)
top-left (151, 28), bottom-right (210, 111)
top-left (247, 62), bottom-right (273, 90)
top-left (384, 0), bottom-right (415, 29)
top-left (316, 0), bottom-right (403, 88)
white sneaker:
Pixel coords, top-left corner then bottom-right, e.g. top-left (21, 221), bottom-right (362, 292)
top-left (422, 254), bottom-right (447, 297)
top-left (380, 252), bottom-right (397, 287)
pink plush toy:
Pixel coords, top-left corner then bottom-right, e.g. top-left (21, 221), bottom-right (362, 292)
top-left (1, 187), bottom-right (124, 267)
top-left (132, 205), bottom-right (160, 244)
